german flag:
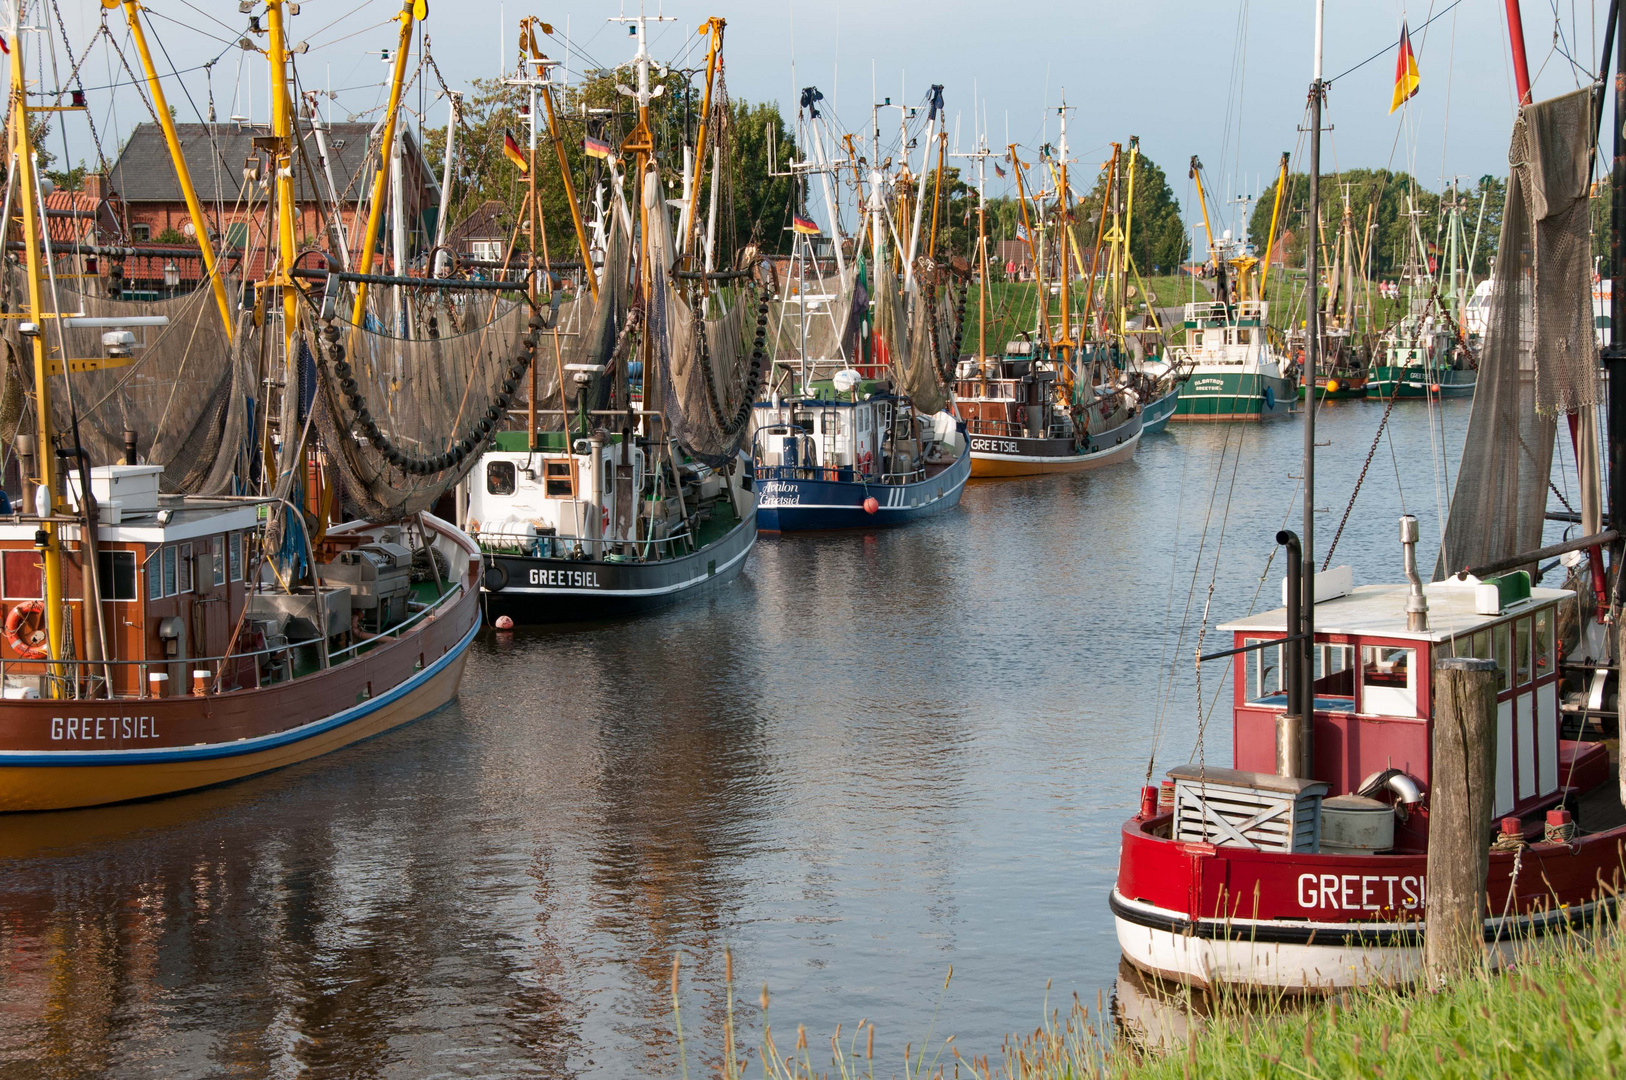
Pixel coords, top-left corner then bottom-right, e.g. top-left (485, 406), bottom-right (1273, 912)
top-left (503, 130), bottom-right (528, 173)
top-left (584, 136), bottom-right (614, 161)
top-left (1389, 22), bottom-right (1420, 114)
top-left (792, 215), bottom-right (820, 236)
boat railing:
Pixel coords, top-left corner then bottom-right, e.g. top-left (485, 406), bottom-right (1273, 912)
top-left (475, 522), bottom-right (706, 561)
top-left (966, 419), bottom-right (1024, 437)
top-left (0, 578), bottom-right (466, 701)
top-left (755, 463), bottom-right (866, 483)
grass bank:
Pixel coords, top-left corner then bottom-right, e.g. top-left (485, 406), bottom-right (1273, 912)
top-left (681, 921), bottom-right (1626, 1079)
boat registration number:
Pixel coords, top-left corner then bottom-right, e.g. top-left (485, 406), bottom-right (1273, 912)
top-left (529, 568), bottom-right (601, 588)
top-left (969, 437), bottom-right (1020, 454)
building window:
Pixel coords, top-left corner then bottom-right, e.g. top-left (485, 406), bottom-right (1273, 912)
top-left (230, 531), bottom-right (244, 581)
top-left (97, 550), bottom-right (138, 601)
top-left (212, 535), bottom-right (226, 586)
top-left (177, 542), bottom-right (193, 593)
top-left (146, 548), bottom-right (162, 601)
top-left (470, 239), bottom-right (504, 262)
top-left (131, 223), bottom-right (150, 242)
top-left (487, 460), bottom-right (515, 496)
top-left (2, 551), bottom-right (41, 599)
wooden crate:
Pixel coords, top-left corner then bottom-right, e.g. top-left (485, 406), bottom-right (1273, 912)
top-left (1168, 764), bottom-right (1327, 852)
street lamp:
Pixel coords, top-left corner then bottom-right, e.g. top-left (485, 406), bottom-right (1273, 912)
top-left (163, 261), bottom-right (179, 293)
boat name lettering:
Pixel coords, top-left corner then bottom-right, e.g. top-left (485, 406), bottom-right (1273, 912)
top-left (529, 568), bottom-right (601, 588)
top-left (51, 715), bottom-right (159, 741)
top-left (1296, 872), bottom-right (1423, 912)
top-left (757, 481), bottom-right (800, 507)
top-left (969, 437), bottom-right (1020, 454)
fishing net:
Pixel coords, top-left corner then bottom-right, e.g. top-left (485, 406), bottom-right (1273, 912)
top-left (770, 264), bottom-right (861, 364)
top-left (643, 169), bottom-right (767, 466)
top-left (1, 272), bottom-right (254, 494)
top-left (312, 293), bottom-right (541, 521)
top-left (1436, 85), bottom-right (1598, 579)
top-left (874, 257), bottom-right (962, 415)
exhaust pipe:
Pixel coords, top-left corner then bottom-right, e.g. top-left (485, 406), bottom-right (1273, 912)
top-left (1275, 529), bottom-right (1308, 778)
top-left (1400, 515), bottom-right (1428, 633)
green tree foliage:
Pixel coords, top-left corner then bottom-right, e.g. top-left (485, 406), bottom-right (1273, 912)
top-left (421, 68), bottom-right (798, 265)
top-left (1246, 168), bottom-right (1442, 277)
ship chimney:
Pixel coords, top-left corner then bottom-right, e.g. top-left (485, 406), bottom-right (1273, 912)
top-left (1400, 515), bottom-right (1428, 632)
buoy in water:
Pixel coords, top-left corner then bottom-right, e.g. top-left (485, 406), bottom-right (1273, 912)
top-left (494, 615), bottom-right (514, 630)
top-left (1430, 384), bottom-right (1441, 393)
top-left (863, 497), bottom-right (880, 514)
top-left (1326, 379), bottom-right (1340, 394)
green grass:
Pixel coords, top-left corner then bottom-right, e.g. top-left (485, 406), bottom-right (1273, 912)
top-left (668, 918), bottom-right (1626, 1079)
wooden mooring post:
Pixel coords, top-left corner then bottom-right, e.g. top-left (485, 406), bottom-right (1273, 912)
top-left (1425, 656), bottom-right (1499, 985)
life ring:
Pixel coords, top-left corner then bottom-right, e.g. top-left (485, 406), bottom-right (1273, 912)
top-left (5, 600), bottom-right (47, 660)
top-left (482, 561), bottom-right (510, 593)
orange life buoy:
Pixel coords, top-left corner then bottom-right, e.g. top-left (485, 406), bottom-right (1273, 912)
top-left (5, 599), bottom-right (48, 660)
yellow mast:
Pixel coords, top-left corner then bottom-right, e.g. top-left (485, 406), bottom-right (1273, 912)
top-left (1119, 137), bottom-right (1140, 344)
top-left (1188, 156), bottom-right (1217, 271)
top-left (1258, 151), bottom-right (1290, 296)
top-left (113, 0), bottom-right (234, 337)
top-left (539, 79), bottom-right (596, 300)
top-left (681, 18), bottom-right (725, 262)
top-left (9, 9), bottom-right (65, 682)
top-left (266, 3), bottom-right (300, 375)
top-left (350, 1), bottom-right (420, 325)
top-left (1078, 146), bottom-right (1117, 341)
top-left (1056, 150), bottom-right (1071, 354)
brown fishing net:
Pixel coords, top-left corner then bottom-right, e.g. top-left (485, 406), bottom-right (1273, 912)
top-left (0, 273), bottom-right (256, 494)
top-left (643, 170), bottom-right (766, 466)
top-left (1436, 86), bottom-right (1598, 579)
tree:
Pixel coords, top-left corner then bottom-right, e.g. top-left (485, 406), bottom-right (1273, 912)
top-left (1069, 149), bottom-right (1188, 275)
top-left (421, 67), bottom-right (799, 266)
top-left (1247, 168), bottom-right (1441, 277)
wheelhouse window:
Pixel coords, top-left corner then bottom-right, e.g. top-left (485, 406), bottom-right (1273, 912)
top-left (1361, 646), bottom-right (1417, 717)
top-left (1534, 607), bottom-right (1553, 677)
top-left (145, 548), bottom-right (162, 601)
top-left (97, 550), bottom-right (137, 601)
top-left (1493, 624), bottom-right (1512, 692)
top-left (486, 460), bottom-right (516, 496)
top-left (1313, 643), bottom-right (1356, 704)
top-left (1515, 617), bottom-right (1533, 685)
top-left (177, 543), bottom-right (193, 594)
top-left (544, 460), bottom-right (575, 497)
top-left (212, 535), bottom-right (226, 587)
top-left (162, 546), bottom-right (177, 596)
top-left (1243, 638), bottom-right (1284, 704)
top-left (230, 531), bottom-right (244, 581)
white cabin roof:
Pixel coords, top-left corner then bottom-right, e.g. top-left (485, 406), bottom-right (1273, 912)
top-left (1218, 581), bottom-right (1573, 644)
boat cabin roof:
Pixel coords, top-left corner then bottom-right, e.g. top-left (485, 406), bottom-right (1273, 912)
top-left (1218, 580), bottom-right (1573, 644)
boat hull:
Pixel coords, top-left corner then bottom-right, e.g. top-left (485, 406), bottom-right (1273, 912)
top-left (1171, 369), bottom-right (1297, 422)
top-left (755, 438), bottom-right (971, 531)
top-left (1139, 386), bottom-right (1181, 433)
top-left (1367, 365), bottom-right (1477, 399)
top-left (0, 517), bottom-right (483, 813)
top-left (1113, 811), bottom-right (1624, 990)
top-left (480, 505), bottom-right (757, 624)
top-left (969, 422), bottom-right (1141, 477)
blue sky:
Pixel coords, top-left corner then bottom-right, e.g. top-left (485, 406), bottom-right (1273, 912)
top-left (45, 0), bottom-right (1613, 241)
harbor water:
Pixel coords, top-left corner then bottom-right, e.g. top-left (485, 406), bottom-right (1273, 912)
top-left (0, 397), bottom-right (1517, 1077)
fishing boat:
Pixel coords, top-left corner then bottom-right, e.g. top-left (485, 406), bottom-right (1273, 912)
top-left (749, 81), bottom-right (970, 527)
top-left (1295, 194), bottom-right (1371, 400)
top-left (1367, 185), bottom-right (1478, 399)
top-left (1113, 7), bottom-right (1625, 990)
top-left (0, 0), bottom-right (494, 812)
top-left (466, 15), bottom-right (760, 620)
top-left (1164, 157), bottom-right (1297, 421)
top-left (951, 115), bottom-right (1143, 477)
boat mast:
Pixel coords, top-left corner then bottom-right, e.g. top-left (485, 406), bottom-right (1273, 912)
top-left (350, 1), bottom-right (419, 326)
top-left (1055, 101), bottom-right (1072, 368)
top-left (9, 3), bottom-right (66, 680)
top-left (118, 1), bottom-right (235, 338)
top-left (1299, 0), bottom-right (1324, 759)
top-left (1606, 0), bottom-right (1626, 614)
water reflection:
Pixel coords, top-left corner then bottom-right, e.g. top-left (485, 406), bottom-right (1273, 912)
top-left (0, 399), bottom-right (1499, 1077)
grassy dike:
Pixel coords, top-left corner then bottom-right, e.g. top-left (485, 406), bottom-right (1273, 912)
top-left (680, 923), bottom-right (1626, 1078)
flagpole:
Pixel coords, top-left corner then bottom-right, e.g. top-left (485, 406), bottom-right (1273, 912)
top-left (1298, 0), bottom-right (1325, 773)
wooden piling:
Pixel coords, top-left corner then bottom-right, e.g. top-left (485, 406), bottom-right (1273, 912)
top-left (1425, 655), bottom-right (1500, 986)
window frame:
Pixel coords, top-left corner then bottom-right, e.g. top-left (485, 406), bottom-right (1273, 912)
top-left (486, 460), bottom-right (517, 496)
top-left (97, 550), bottom-right (138, 602)
top-left (146, 547), bottom-right (162, 601)
top-left (211, 535), bottom-right (226, 587)
top-left (543, 459), bottom-right (576, 498)
top-left (230, 531), bottom-right (244, 582)
top-left (177, 542), bottom-right (193, 594)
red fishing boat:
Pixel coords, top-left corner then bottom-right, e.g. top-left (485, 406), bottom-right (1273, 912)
top-left (1113, 3), bottom-right (1626, 990)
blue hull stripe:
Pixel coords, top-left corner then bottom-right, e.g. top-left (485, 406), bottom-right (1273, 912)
top-left (0, 616), bottom-right (481, 767)
top-left (756, 445), bottom-right (971, 531)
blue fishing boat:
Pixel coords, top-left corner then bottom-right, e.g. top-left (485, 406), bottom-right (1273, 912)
top-left (752, 376), bottom-right (970, 531)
